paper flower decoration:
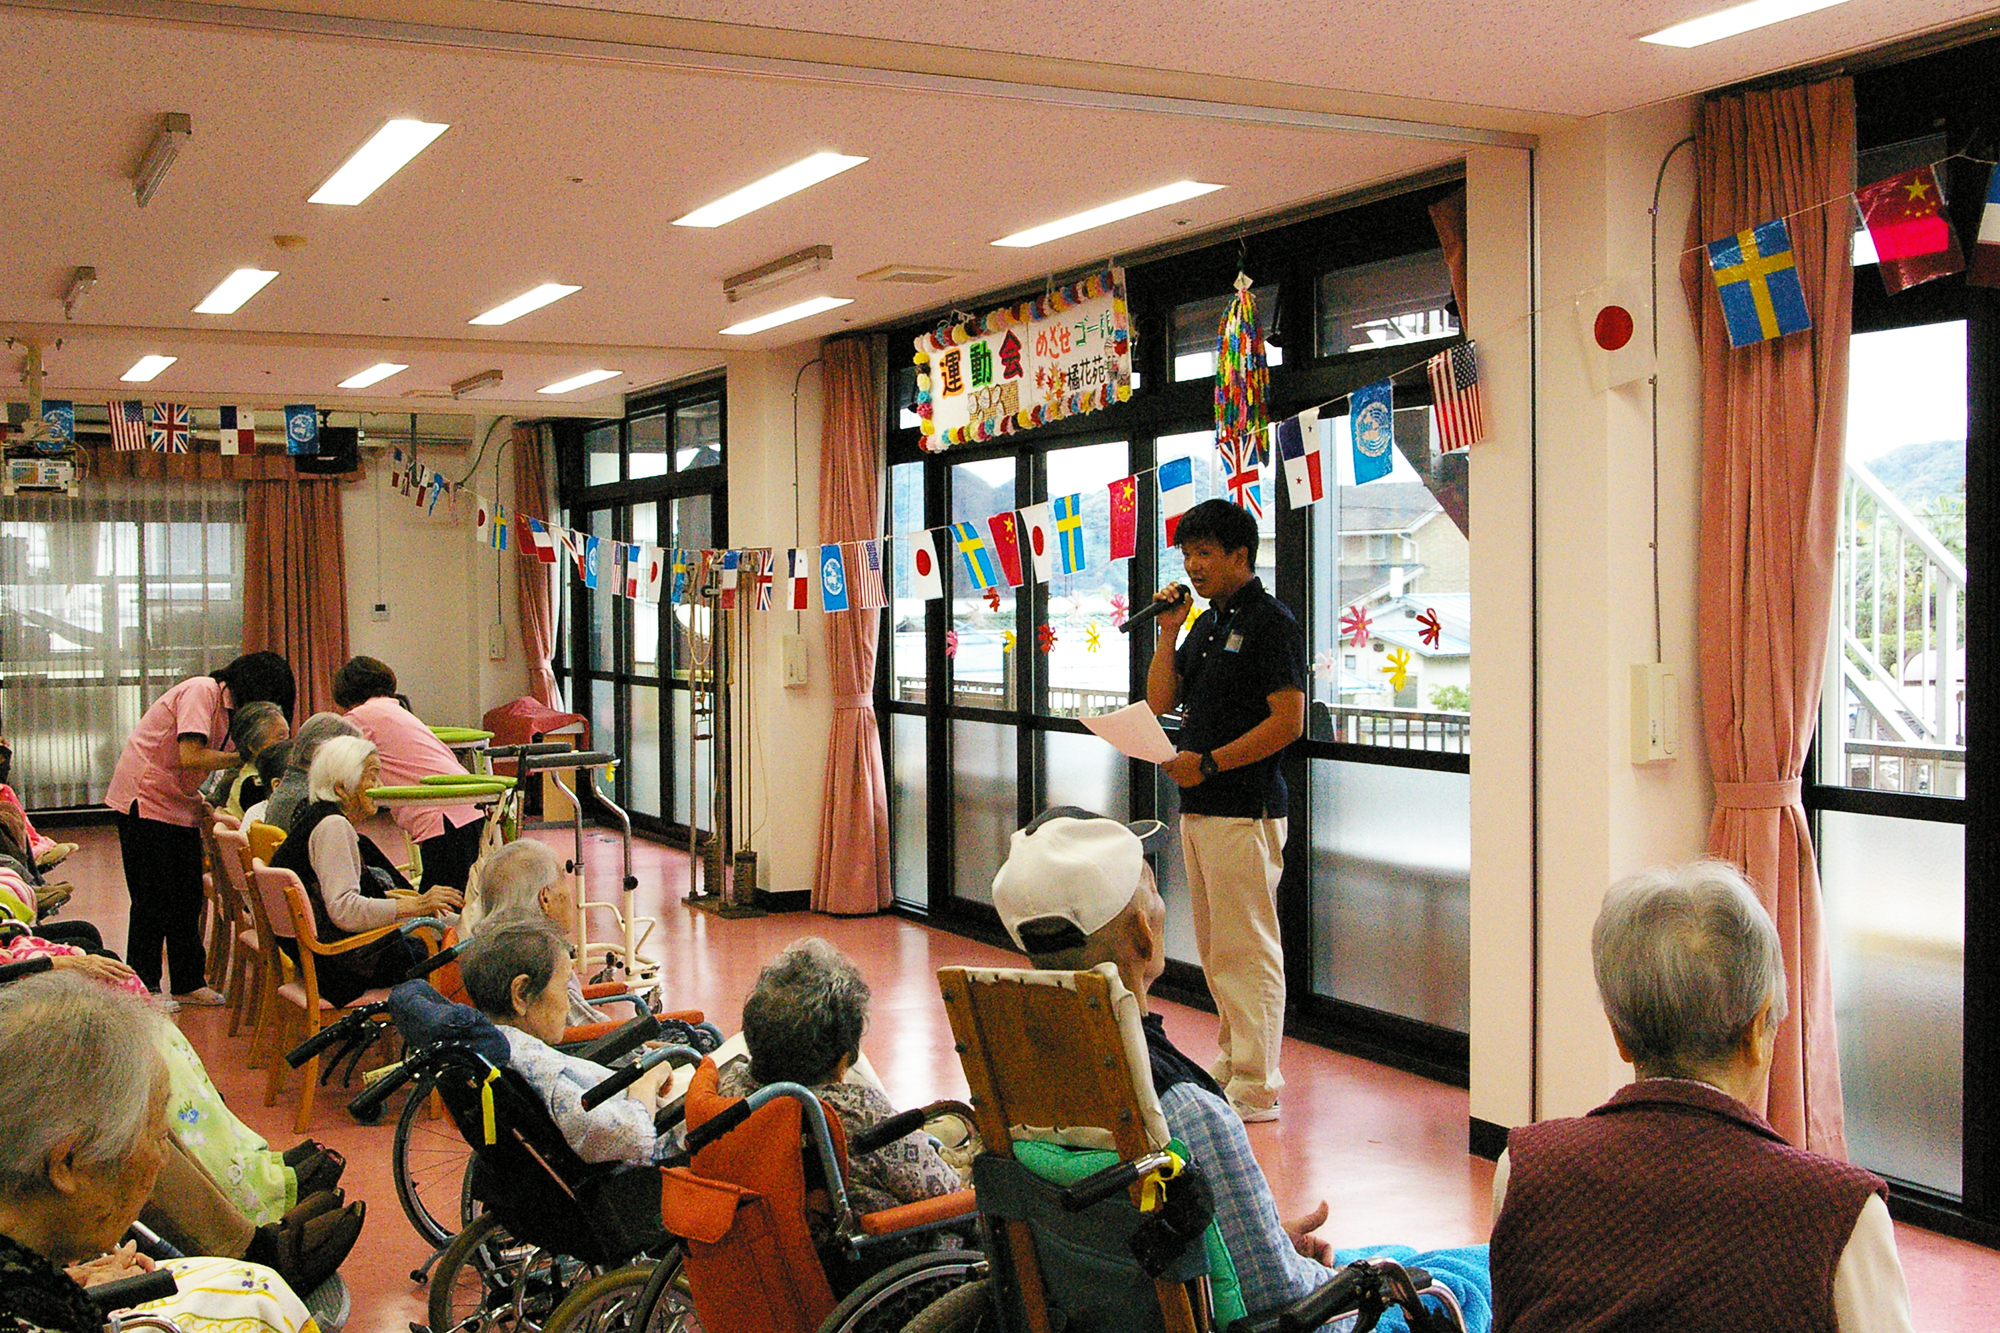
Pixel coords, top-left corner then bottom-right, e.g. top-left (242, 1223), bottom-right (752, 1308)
top-left (1109, 593), bottom-right (1129, 628)
top-left (1037, 624), bottom-right (1057, 653)
top-left (1085, 623), bottom-right (1102, 653)
top-left (944, 630), bottom-right (959, 659)
top-left (1340, 605), bottom-right (1372, 648)
top-left (984, 586), bottom-right (1002, 612)
top-left (1001, 629), bottom-right (1016, 654)
top-left (1383, 646), bottom-right (1411, 692)
top-left (1417, 607), bottom-right (1442, 649)
top-left (1312, 648), bottom-right (1339, 680)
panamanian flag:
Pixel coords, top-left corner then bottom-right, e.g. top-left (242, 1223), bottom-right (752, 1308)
top-left (216, 406), bottom-right (253, 455)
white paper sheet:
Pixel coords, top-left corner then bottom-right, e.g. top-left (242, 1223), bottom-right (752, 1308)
top-left (1081, 702), bottom-right (1179, 764)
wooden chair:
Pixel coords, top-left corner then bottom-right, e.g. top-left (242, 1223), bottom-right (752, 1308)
top-left (251, 858), bottom-right (412, 1132)
top-left (246, 819), bottom-right (286, 868)
top-left (212, 824), bottom-right (275, 1048)
top-left (198, 809), bottom-right (239, 991)
top-left (938, 963), bottom-right (1199, 1333)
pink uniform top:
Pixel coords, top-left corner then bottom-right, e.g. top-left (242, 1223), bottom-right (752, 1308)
top-left (343, 695), bottom-right (482, 844)
top-left (104, 675), bottom-right (232, 827)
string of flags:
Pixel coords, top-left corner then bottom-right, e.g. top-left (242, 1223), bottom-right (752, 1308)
top-left (85, 403), bottom-right (330, 456)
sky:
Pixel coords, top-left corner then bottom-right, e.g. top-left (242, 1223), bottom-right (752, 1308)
top-left (1847, 319), bottom-right (1965, 461)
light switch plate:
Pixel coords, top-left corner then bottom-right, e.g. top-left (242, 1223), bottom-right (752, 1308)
top-left (1630, 662), bottom-right (1680, 765)
top-left (371, 602), bottom-right (390, 623)
top-left (782, 634), bottom-right (810, 688)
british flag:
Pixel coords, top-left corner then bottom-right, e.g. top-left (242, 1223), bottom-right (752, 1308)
top-left (147, 403), bottom-right (191, 453)
top-left (107, 400), bottom-right (148, 451)
top-left (749, 549), bottom-right (775, 610)
top-left (850, 538), bottom-right (888, 610)
top-left (1219, 434), bottom-right (1263, 518)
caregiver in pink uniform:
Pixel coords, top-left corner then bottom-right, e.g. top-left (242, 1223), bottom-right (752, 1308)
top-left (104, 651), bottom-right (294, 1003)
top-left (331, 656), bottom-right (485, 892)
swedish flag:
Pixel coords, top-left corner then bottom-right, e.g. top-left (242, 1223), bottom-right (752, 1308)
top-left (1052, 493), bottom-right (1087, 575)
top-left (1706, 218), bottom-right (1812, 348)
top-left (952, 522), bottom-right (998, 589)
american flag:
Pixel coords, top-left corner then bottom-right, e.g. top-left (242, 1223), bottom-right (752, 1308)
top-left (1427, 341), bottom-right (1485, 453)
top-left (107, 400), bottom-right (149, 451)
top-left (850, 538), bottom-right (888, 609)
top-left (147, 403), bottom-right (191, 453)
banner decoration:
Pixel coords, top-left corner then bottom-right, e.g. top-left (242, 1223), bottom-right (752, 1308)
top-left (1349, 379), bottom-right (1395, 486)
top-left (1704, 219), bottom-right (1811, 348)
top-left (1273, 412), bottom-right (1324, 509)
top-left (283, 405), bottom-right (319, 457)
top-left (818, 543), bottom-right (850, 611)
top-left (1159, 456), bottom-right (1196, 544)
top-left (1018, 502), bottom-right (1055, 583)
top-left (1972, 164), bottom-right (2000, 288)
top-left (216, 406), bottom-right (252, 455)
top-left (147, 403), bottom-right (192, 454)
top-left (908, 528), bottom-right (946, 600)
top-left (1856, 165), bottom-right (1963, 295)
top-left (986, 512), bottom-right (1026, 589)
top-left (1107, 476), bottom-right (1138, 561)
top-left (913, 267), bottom-right (1132, 451)
top-left (1219, 434), bottom-right (1263, 517)
top-left (1052, 494), bottom-right (1087, 575)
top-left (1214, 273), bottom-right (1270, 451)
top-left (39, 400), bottom-right (73, 449)
top-left (1426, 343), bottom-right (1486, 453)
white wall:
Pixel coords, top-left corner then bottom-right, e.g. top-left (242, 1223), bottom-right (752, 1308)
top-left (339, 415), bottom-right (530, 726)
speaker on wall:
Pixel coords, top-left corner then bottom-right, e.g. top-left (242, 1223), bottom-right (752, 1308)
top-left (294, 425), bottom-right (360, 475)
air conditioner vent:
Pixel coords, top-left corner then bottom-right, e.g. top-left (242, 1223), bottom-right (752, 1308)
top-left (857, 264), bottom-right (968, 286)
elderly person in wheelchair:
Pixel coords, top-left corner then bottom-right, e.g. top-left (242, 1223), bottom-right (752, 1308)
top-left (1488, 862), bottom-right (1916, 1332)
top-left (0, 973), bottom-right (315, 1333)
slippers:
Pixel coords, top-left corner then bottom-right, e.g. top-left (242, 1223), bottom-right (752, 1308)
top-left (291, 1147), bottom-right (347, 1199)
top-left (34, 842), bottom-right (76, 871)
top-left (282, 1189), bottom-right (345, 1228)
top-left (32, 883), bottom-right (71, 917)
top-left (250, 1200), bottom-right (365, 1296)
top-left (282, 1140), bottom-right (325, 1169)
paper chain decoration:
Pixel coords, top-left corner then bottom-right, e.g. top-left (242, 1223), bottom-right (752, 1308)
top-left (1341, 605), bottom-right (1372, 649)
top-left (1417, 607), bottom-right (1442, 648)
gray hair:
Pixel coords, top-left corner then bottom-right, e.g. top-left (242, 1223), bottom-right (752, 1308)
top-left (741, 938), bottom-right (870, 1088)
top-left (0, 973), bottom-right (168, 1196)
top-left (460, 917), bottom-right (569, 1017)
top-left (466, 840), bottom-right (563, 934)
top-left (1593, 861), bottom-right (1789, 1074)
top-left (308, 734), bottom-right (377, 804)
top-left (230, 700), bottom-right (288, 757)
top-left (290, 712), bottom-right (361, 775)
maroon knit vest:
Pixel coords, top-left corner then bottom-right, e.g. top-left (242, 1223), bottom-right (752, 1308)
top-left (1491, 1080), bottom-right (1884, 1333)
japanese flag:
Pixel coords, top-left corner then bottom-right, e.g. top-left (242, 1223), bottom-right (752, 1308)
top-left (640, 544), bottom-right (665, 603)
top-left (907, 527), bottom-right (946, 600)
top-left (1574, 272), bottom-right (1653, 393)
top-left (1017, 502), bottom-right (1055, 583)
top-left (472, 494), bottom-right (493, 546)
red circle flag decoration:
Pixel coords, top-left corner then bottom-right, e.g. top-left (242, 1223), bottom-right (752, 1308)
top-left (914, 547), bottom-right (932, 577)
top-left (1030, 526), bottom-right (1045, 556)
top-left (1593, 304), bottom-right (1635, 351)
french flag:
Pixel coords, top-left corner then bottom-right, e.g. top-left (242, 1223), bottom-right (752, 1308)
top-left (1971, 164), bottom-right (2000, 289)
top-left (1159, 455), bottom-right (1196, 544)
top-left (523, 516), bottom-right (562, 565)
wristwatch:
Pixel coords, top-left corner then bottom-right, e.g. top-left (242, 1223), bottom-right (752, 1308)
top-left (1198, 751), bottom-right (1220, 779)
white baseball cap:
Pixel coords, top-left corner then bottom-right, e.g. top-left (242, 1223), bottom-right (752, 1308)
top-left (991, 807), bottom-right (1166, 954)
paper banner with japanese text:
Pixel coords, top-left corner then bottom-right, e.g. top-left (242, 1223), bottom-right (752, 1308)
top-left (913, 267), bottom-right (1132, 451)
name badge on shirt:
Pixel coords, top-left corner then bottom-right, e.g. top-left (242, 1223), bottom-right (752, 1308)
top-left (1225, 632), bottom-right (1244, 653)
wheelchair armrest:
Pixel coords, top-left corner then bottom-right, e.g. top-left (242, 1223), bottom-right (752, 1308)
top-left (571, 1014), bottom-right (662, 1064)
top-left (85, 1271), bottom-right (179, 1313)
top-left (853, 1188), bottom-right (978, 1237)
top-left (661, 1009), bottom-right (705, 1025)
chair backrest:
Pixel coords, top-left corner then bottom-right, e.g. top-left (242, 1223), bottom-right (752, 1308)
top-left (245, 820), bottom-right (286, 867)
top-left (662, 1058), bottom-right (842, 1333)
top-left (211, 826), bottom-right (263, 943)
top-left (247, 860), bottom-right (302, 943)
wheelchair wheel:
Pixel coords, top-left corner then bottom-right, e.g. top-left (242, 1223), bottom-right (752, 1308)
top-left (396, 1073), bottom-right (477, 1247)
top-left (427, 1212), bottom-right (593, 1333)
top-left (544, 1256), bottom-right (698, 1333)
top-left (816, 1251), bottom-right (988, 1333)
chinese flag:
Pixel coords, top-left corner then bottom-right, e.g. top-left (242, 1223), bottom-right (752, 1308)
top-left (1857, 165), bottom-right (1964, 295)
top-left (986, 511), bottom-right (1027, 588)
top-left (1107, 475), bottom-right (1138, 560)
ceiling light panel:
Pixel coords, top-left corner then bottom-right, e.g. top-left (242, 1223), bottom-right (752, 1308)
top-left (992, 180), bottom-right (1225, 248)
top-left (338, 362), bottom-right (408, 389)
top-left (468, 283), bottom-right (581, 326)
top-left (310, 119), bottom-right (449, 205)
top-left (1639, 0), bottom-right (1849, 48)
top-left (720, 295), bottom-right (854, 336)
top-left (193, 268), bottom-right (279, 315)
top-left (121, 355), bottom-right (177, 382)
top-left (540, 369), bottom-right (623, 394)
top-left (674, 152), bottom-right (869, 228)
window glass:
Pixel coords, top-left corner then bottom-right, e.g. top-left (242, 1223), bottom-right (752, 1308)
top-left (950, 458), bottom-right (1018, 710)
top-left (631, 503), bottom-right (659, 672)
top-left (584, 508), bottom-right (618, 671)
top-left (586, 423), bottom-right (620, 487)
top-left (1042, 442), bottom-right (1131, 716)
top-left (1152, 431), bottom-right (1275, 650)
top-left (893, 364), bottom-right (922, 431)
top-left (669, 497), bottom-right (713, 680)
top-left (629, 413), bottom-right (669, 479)
top-left (951, 719), bottom-right (1016, 904)
top-left (1309, 407), bottom-right (1471, 746)
top-left (675, 399), bottom-right (723, 472)
top-left (1822, 321), bottom-right (1965, 797)
top-left (1317, 250), bottom-right (1458, 355)
top-left (891, 713), bottom-right (927, 907)
top-left (671, 686), bottom-right (711, 833)
top-left (889, 462), bottom-right (928, 702)
top-left (1171, 283), bottom-right (1282, 382)
top-left (629, 684), bottom-right (661, 818)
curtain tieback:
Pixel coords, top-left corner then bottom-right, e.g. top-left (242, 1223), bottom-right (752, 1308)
top-left (1714, 778), bottom-right (1802, 810)
top-left (832, 693), bottom-right (874, 710)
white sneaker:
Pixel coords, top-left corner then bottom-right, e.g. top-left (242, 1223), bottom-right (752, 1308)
top-left (174, 986), bottom-right (228, 1007)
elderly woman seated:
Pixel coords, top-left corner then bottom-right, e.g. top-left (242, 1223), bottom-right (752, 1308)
top-left (718, 939), bottom-right (964, 1230)
top-left (268, 735), bottom-right (462, 1007)
top-left (461, 839), bottom-right (642, 1029)
top-left (258, 712), bottom-right (361, 834)
top-left (458, 918), bottom-right (676, 1165)
top-left (1489, 861), bottom-right (1916, 1332)
top-left (203, 700), bottom-right (290, 821)
top-left (0, 972), bottom-right (318, 1333)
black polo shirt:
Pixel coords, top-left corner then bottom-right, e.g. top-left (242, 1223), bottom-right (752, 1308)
top-left (1172, 577), bottom-right (1306, 818)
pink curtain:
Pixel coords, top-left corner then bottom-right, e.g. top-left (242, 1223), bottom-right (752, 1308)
top-left (812, 340), bottom-right (892, 915)
top-left (242, 478), bottom-right (350, 718)
top-left (513, 423), bottom-right (561, 708)
top-left (1428, 187), bottom-right (1469, 323)
top-left (1680, 78), bottom-right (1854, 1156)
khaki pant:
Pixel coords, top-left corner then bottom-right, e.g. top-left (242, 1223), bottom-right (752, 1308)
top-left (1181, 813), bottom-right (1287, 1111)
top-left (142, 1136), bottom-right (254, 1259)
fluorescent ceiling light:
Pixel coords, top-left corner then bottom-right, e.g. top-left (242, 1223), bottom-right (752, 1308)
top-left (469, 283), bottom-right (581, 326)
top-left (338, 362), bottom-right (408, 389)
top-left (540, 369), bottom-right (623, 394)
top-left (719, 295), bottom-right (854, 336)
top-left (993, 180), bottom-right (1226, 248)
top-left (310, 119), bottom-right (449, 205)
top-left (673, 152), bottom-right (869, 228)
top-left (121, 354), bottom-right (176, 382)
top-left (194, 268), bottom-right (279, 315)
top-left (1640, 0), bottom-right (1848, 47)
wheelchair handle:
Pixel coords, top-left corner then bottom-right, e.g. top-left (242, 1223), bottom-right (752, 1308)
top-left (405, 941), bottom-right (463, 980)
top-left (346, 1058), bottom-right (419, 1123)
top-left (1059, 1150), bottom-right (1179, 1214)
top-left (86, 1271), bottom-right (179, 1313)
top-left (398, 916), bottom-right (451, 937)
top-left (485, 741), bottom-right (574, 762)
top-left (574, 1013), bottom-right (663, 1066)
top-left (285, 1001), bottom-right (389, 1068)
top-left (579, 1044), bottom-right (702, 1110)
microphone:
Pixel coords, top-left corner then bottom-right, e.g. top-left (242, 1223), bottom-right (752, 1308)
top-left (1119, 585), bottom-right (1190, 634)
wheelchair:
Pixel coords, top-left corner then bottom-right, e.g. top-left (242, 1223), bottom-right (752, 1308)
top-left (645, 1055), bottom-right (989, 1333)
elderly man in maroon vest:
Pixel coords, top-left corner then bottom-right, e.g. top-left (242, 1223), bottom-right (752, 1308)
top-left (1490, 862), bottom-right (1915, 1332)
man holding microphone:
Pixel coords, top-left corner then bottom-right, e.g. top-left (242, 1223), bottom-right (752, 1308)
top-left (1142, 497), bottom-right (1306, 1122)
